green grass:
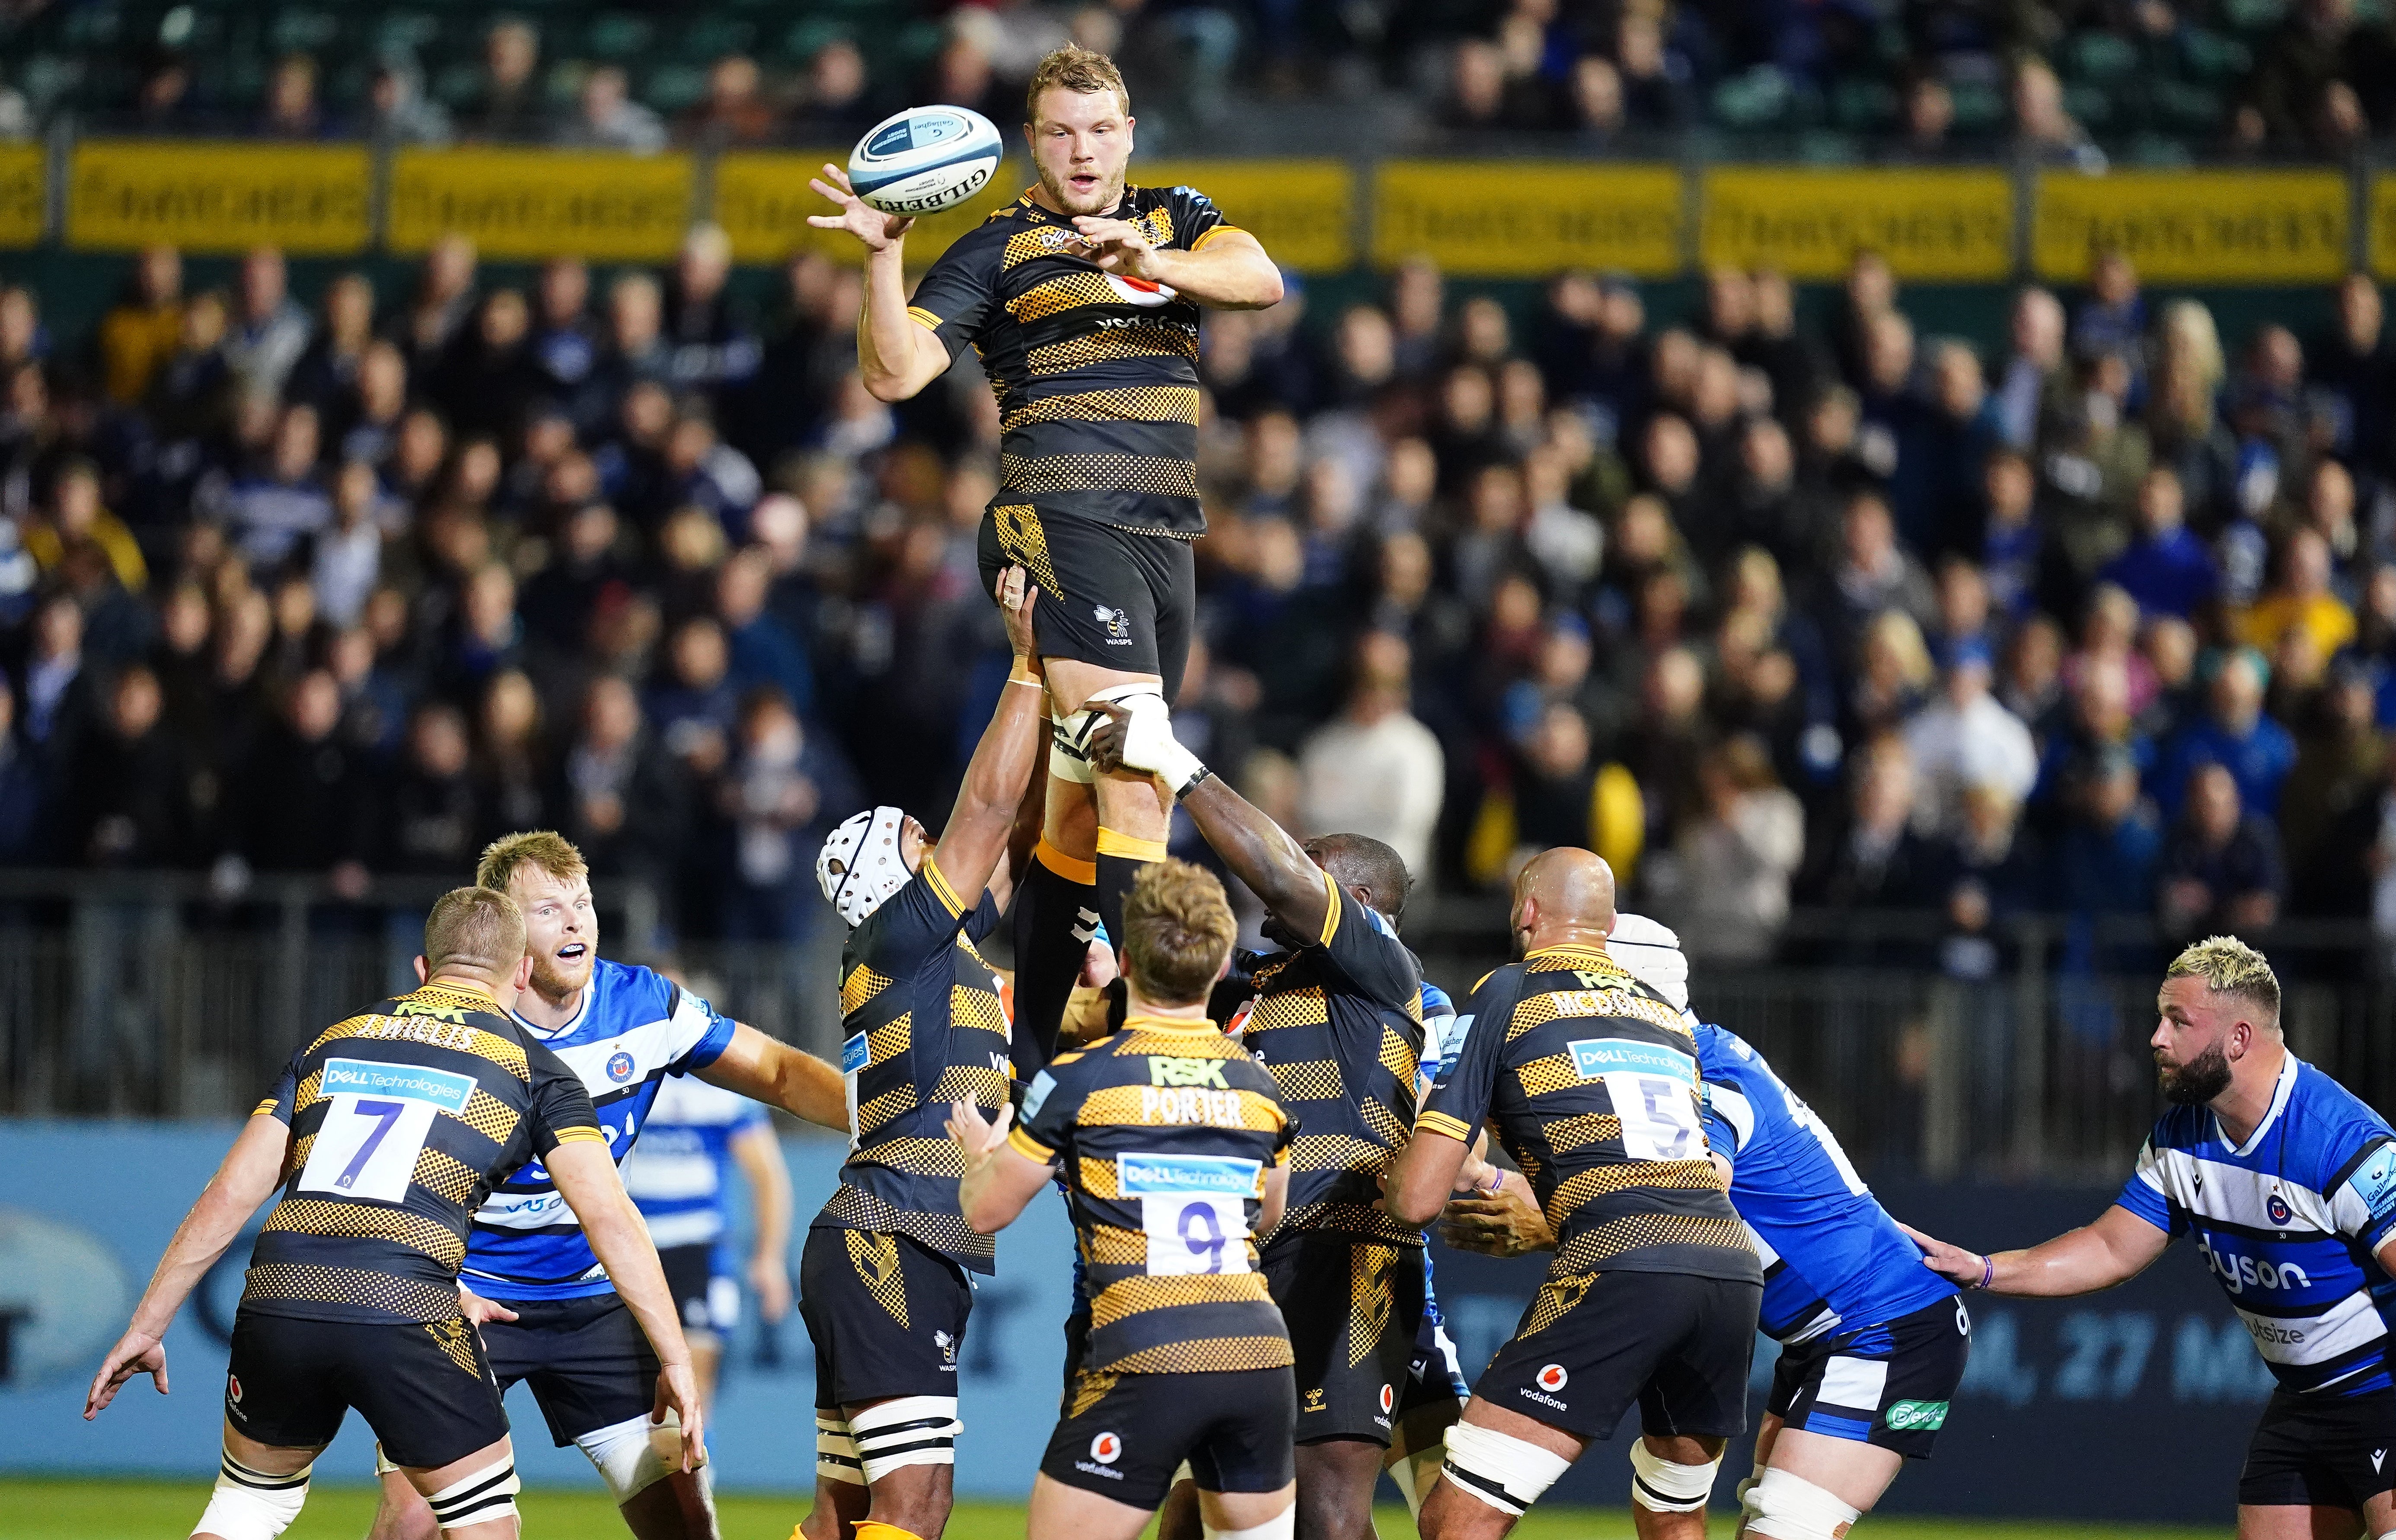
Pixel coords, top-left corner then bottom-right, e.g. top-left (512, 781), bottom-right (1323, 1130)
top-left (0, 1480), bottom-right (2221, 1540)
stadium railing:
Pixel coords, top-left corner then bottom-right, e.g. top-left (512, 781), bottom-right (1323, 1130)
top-left (2, 867), bottom-right (2386, 1185)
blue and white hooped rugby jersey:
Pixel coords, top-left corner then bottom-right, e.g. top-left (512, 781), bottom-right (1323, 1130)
top-left (2116, 1052), bottom-right (2396, 1397)
top-left (621, 1071), bottom-right (767, 1267)
top-left (1413, 979), bottom-right (1471, 1401)
top-left (1696, 1024), bottom-right (1959, 1344)
top-left (463, 958), bottom-right (738, 1301)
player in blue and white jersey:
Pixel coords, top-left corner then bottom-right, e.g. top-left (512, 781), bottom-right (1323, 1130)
top-left (1441, 914), bottom-right (1967, 1540)
top-left (621, 1062), bottom-right (794, 1408)
top-left (1385, 978), bottom-right (1473, 1517)
top-left (367, 830), bottom-right (850, 1540)
top-left (1907, 935), bottom-right (2396, 1538)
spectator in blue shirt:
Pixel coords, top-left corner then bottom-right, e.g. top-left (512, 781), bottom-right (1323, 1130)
top-left (2099, 466), bottom-right (2218, 621)
top-left (2158, 761), bottom-right (2286, 937)
top-left (2154, 646), bottom-right (2297, 819)
top-left (715, 544), bottom-right (812, 719)
top-left (2058, 745), bottom-right (2162, 919)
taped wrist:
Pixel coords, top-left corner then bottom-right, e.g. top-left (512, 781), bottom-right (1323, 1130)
top-left (1439, 1421), bottom-right (1571, 1517)
top-left (1627, 1438), bottom-right (1720, 1514)
top-left (848, 1395), bottom-right (960, 1482)
top-left (195, 1449), bottom-right (311, 1540)
top-left (1115, 692), bottom-right (1204, 793)
top-left (425, 1455), bottom-right (519, 1531)
top-left (1746, 1467), bottom-right (1862, 1540)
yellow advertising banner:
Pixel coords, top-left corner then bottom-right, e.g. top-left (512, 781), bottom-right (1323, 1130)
top-left (2035, 170), bottom-right (2348, 284)
top-left (0, 144), bottom-right (43, 248)
top-left (1700, 167), bottom-right (2011, 280)
top-left (1132, 159), bottom-right (1354, 272)
top-left (1372, 161), bottom-right (1682, 277)
top-left (389, 149), bottom-right (694, 261)
top-left (2365, 175), bottom-right (2396, 280)
top-left (68, 140), bottom-right (369, 255)
top-left (714, 153), bottom-right (1023, 267)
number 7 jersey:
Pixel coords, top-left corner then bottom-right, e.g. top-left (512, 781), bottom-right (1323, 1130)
top-left (1418, 946), bottom-right (1760, 1286)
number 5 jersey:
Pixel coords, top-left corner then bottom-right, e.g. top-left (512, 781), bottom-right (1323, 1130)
top-left (1417, 946), bottom-right (1761, 1288)
top-left (1009, 1014), bottom-right (1295, 1375)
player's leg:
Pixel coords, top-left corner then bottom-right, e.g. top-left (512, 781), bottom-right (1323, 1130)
top-left (351, 1315), bottom-right (528, 1540)
top-left (1417, 1398), bottom-right (1586, 1540)
top-left (1026, 1475), bottom-right (1157, 1540)
top-left (1626, 1276), bottom-right (1762, 1540)
top-left (2233, 1507), bottom-right (2364, 1540)
top-left (1385, 1265), bottom-right (1470, 1522)
top-left (1291, 1442), bottom-right (1383, 1540)
top-left (1186, 1363), bottom-right (1300, 1540)
top-left (2233, 1389), bottom-right (2386, 1540)
top-left (512, 1297), bottom-right (716, 1540)
top-left (197, 1425), bottom-right (326, 1540)
top-left (204, 1309), bottom-right (347, 1540)
top-left (1262, 1236), bottom-right (1425, 1540)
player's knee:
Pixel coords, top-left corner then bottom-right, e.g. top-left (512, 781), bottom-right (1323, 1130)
top-left (1202, 1501), bottom-right (1295, 1540)
top-left (1050, 685), bottom-right (1166, 785)
top-left (1437, 1422), bottom-right (1572, 1518)
top-left (576, 1411), bottom-right (687, 1505)
top-left (424, 1454), bottom-right (520, 1532)
top-left (1627, 1438), bottom-right (1720, 1515)
top-left (197, 1448), bottom-right (313, 1540)
top-left (1745, 1467), bottom-right (1861, 1540)
top-left (849, 1395), bottom-right (961, 1485)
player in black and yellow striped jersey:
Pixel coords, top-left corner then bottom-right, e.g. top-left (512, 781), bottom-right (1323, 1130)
top-left (808, 43), bottom-right (1285, 1096)
top-left (1387, 849), bottom-right (1763, 1539)
top-left (797, 568), bottom-right (1049, 1540)
top-left (84, 886), bottom-right (701, 1540)
top-left (950, 859), bottom-right (1298, 1540)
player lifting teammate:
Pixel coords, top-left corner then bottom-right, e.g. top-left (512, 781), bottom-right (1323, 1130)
top-left (948, 859), bottom-right (1298, 1540)
top-left (84, 887), bottom-right (702, 1540)
top-left (799, 566), bottom-right (1049, 1540)
top-left (368, 834), bottom-right (851, 1540)
top-left (1386, 851), bottom-right (1763, 1540)
top-left (1907, 936), bottom-right (2396, 1539)
top-left (1088, 699), bottom-right (1436, 1540)
top-left (807, 41), bottom-right (1284, 1076)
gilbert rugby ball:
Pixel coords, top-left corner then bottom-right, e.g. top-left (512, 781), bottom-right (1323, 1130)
top-left (849, 105), bottom-right (1004, 216)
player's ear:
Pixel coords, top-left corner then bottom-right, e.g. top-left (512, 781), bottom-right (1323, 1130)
top-left (412, 953), bottom-right (429, 985)
top-left (513, 950), bottom-right (535, 992)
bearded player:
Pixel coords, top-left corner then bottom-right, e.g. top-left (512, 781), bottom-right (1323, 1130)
top-left (808, 41), bottom-right (1283, 1075)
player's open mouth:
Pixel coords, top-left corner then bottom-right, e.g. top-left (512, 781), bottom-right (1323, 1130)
top-left (557, 944), bottom-right (587, 961)
top-left (1070, 174), bottom-right (1099, 193)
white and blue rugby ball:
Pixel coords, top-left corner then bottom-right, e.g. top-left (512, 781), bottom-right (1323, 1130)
top-left (849, 105), bottom-right (1004, 217)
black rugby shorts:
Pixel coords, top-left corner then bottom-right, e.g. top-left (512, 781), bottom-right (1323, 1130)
top-left (978, 507), bottom-right (1196, 703)
top-left (1261, 1232), bottom-right (1428, 1447)
top-left (1475, 1269), bottom-right (1761, 1441)
top-left (225, 1306), bottom-right (510, 1471)
top-left (1043, 1365), bottom-right (1298, 1510)
top-left (478, 1292), bottom-right (661, 1446)
top-left (799, 1225), bottom-right (973, 1409)
top-left (2239, 1387), bottom-right (2396, 1510)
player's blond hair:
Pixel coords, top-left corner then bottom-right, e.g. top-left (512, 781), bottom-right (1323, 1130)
top-left (476, 830), bottom-right (588, 895)
top-left (1026, 45), bottom-right (1129, 123)
top-left (424, 886), bottom-right (526, 982)
top-left (2166, 934), bottom-right (2281, 1026)
top-left (1121, 859), bottom-right (1235, 1008)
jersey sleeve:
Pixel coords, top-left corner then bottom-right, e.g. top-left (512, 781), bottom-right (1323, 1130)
top-left (905, 236), bottom-right (997, 362)
top-left (1164, 184), bottom-right (1236, 252)
top-left (858, 863), bottom-right (975, 974)
top-left (2328, 1135), bottom-right (2396, 1252)
top-left (965, 890), bottom-right (1002, 944)
top-left (1699, 1078), bottom-right (1757, 1164)
top-left (665, 981), bottom-right (738, 1072)
top-left (2114, 1136), bottom-right (2179, 1236)
top-left (1418, 971), bottom-right (1510, 1143)
top-left (1009, 1049), bottom-right (1087, 1164)
top-left (255, 1057), bottom-right (300, 1122)
top-left (525, 1039), bottom-right (606, 1157)
top-left (1313, 871), bottom-right (1422, 1011)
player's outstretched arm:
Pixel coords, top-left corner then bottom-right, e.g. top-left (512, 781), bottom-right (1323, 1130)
top-left (928, 568), bottom-right (1048, 904)
top-left (1085, 700), bottom-right (1330, 939)
top-left (1898, 1204), bottom-right (2169, 1297)
top-left (85, 1111), bottom-right (289, 1418)
top-left (546, 1140), bottom-right (707, 1473)
top-left (1439, 1169), bottom-right (1555, 1259)
top-left (1257, 1162), bottom-right (1291, 1240)
top-left (948, 1101), bottom-right (1048, 1233)
top-left (1385, 1129), bottom-right (1475, 1229)
top-left (731, 1120), bottom-right (795, 1323)
top-left (806, 164), bottom-right (949, 402)
top-left (1069, 219), bottom-right (1283, 310)
top-left (699, 1023), bottom-right (847, 1131)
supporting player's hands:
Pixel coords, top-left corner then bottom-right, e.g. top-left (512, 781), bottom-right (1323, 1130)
top-left (1084, 697), bottom-right (1202, 792)
top-left (946, 1099), bottom-right (1015, 1173)
top-left (1438, 1170), bottom-right (1557, 1259)
top-left (652, 1361), bottom-right (708, 1473)
top-left (994, 564), bottom-right (1041, 661)
top-left (807, 165), bottom-right (915, 252)
top-left (1896, 1220), bottom-right (1990, 1287)
top-left (83, 1327), bottom-right (167, 1418)
top-left (1068, 216), bottom-right (1165, 283)
top-left (457, 1284), bottom-right (519, 1328)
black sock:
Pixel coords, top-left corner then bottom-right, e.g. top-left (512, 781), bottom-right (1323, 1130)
top-left (1094, 827), bottom-right (1167, 985)
top-left (1008, 845), bottom-right (1098, 1079)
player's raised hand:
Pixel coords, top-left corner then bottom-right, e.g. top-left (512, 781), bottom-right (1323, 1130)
top-left (1069, 216), bottom-right (1161, 281)
top-left (652, 1361), bottom-right (708, 1472)
top-left (993, 564), bottom-right (1040, 658)
top-left (83, 1327), bottom-right (167, 1418)
top-left (946, 1098), bottom-right (1014, 1161)
top-left (1896, 1219), bottom-right (1989, 1285)
top-left (807, 164), bottom-right (915, 252)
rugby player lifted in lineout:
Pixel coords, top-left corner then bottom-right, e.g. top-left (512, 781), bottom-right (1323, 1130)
top-left (808, 42), bottom-right (1284, 1075)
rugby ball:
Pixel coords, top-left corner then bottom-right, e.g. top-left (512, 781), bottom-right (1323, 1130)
top-left (849, 105), bottom-right (1004, 216)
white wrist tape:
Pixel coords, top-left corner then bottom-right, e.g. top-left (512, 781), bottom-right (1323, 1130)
top-left (576, 1411), bottom-right (683, 1505)
top-left (1203, 1503), bottom-right (1295, 1540)
top-left (1627, 1439), bottom-right (1720, 1514)
top-left (1050, 683), bottom-right (1155, 785)
top-left (1116, 691), bottom-right (1204, 792)
top-left (849, 1395), bottom-right (961, 1483)
top-left (425, 1455), bottom-right (520, 1531)
top-left (1746, 1467), bottom-right (1862, 1540)
top-left (1439, 1421), bottom-right (1572, 1517)
top-left (194, 1449), bottom-right (311, 1540)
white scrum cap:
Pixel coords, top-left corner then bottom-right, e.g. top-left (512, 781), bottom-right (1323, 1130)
top-left (817, 806), bottom-right (911, 928)
top-left (1607, 912), bottom-right (1691, 1014)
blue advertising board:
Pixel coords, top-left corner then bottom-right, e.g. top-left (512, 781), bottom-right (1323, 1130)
top-left (0, 1123), bottom-right (2285, 1523)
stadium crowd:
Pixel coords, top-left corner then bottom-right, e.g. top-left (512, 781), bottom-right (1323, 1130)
top-left (3, 0), bottom-right (2394, 159)
top-left (0, 226), bottom-right (2393, 962)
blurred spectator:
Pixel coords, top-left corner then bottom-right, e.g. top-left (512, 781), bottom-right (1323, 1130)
top-left (2239, 526), bottom-right (2356, 658)
top-left (2100, 467), bottom-right (2217, 622)
top-left (718, 687), bottom-right (825, 941)
top-left (390, 233), bottom-right (478, 379)
top-left (1298, 632), bottom-right (1443, 880)
top-left (209, 402), bottom-right (331, 570)
top-left (2160, 762), bottom-right (2287, 935)
top-left (2156, 648), bottom-right (2297, 819)
top-left (62, 665), bottom-right (194, 867)
top-left (286, 272), bottom-right (376, 413)
top-left (2013, 54), bottom-right (2101, 166)
top-left (664, 225), bottom-right (762, 398)
top-left (223, 248), bottom-right (311, 402)
top-left (2058, 746), bottom-right (2163, 921)
top-left (381, 703), bottom-right (480, 875)
top-left (558, 675), bottom-right (686, 887)
top-left (1906, 648), bottom-right (2039, 837)
top-left (462, 20), bottom-right (544, 141)
top-left (231, 669), bottom-right (370, 891)
top-left (0, 687), bottom-right (41, 864)
top-left (558, 67), bottom-right (667, 154)
top-left (258, 54), bottom-right (329, 139)
top-left (365, 59), bottom-right (454, 146)
top-left (793, 40), bottom-right (877, 141)
top-left (99, 246), bottom-right (184, 407)
top-left (1653, 735), bottom-right (1804, 963)
top-left (680, 55), bottom-right (778, 146)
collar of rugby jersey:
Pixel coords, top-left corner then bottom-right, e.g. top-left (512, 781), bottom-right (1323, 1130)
top-left (419, 978), bottom-right (499, 1008)
top-left (1119, 1013), bottom-right (1222, 1036)
top-left (2216, 1050), bottom-right (2300, 1159)
top-left (1524, 944), bottom-right (1628, 970)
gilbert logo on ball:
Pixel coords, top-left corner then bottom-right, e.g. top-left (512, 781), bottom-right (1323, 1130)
top-left (1536, 1364), bottom-right (1568, 1392)
top-left (1089, 1431), bottom-right (1122, 1465)
top-left (849, 106), bottom-right (1004, 217)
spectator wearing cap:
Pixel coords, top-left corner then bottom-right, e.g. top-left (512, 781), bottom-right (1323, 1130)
top-left (2154, 647), bottom-right (2297, 819)
top-left (1905, 643), bottom-right (2039, 837)
top-left (2160, 762), bottom-right (2286, 936)
top-left (2100, 466), bottom-right (2218, 622)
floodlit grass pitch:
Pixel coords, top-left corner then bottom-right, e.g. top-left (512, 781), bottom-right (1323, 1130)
top-left (0, 1481), bottom-right (2219, 1540)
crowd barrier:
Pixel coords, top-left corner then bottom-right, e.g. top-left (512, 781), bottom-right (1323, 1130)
top-left (0, 1122), bottom-right (2277, 1522)
top-left (3, 134), bottom-right (2391, 281)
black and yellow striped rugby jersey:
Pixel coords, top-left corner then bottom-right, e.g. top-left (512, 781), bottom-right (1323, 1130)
top-left (244, 979), bottom-right (604, 1325)
top-left (817, 856), bottom-right (1013, 1274)
top-left (1419, 946), bottom-right (1761, 1287)
top-left (1228, 869), bottom-right (1426, 1248)
top-left (905, 182), bottom-right (1240, 540)
top-left (1010, 1014), bottom-right (1293, 1374)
